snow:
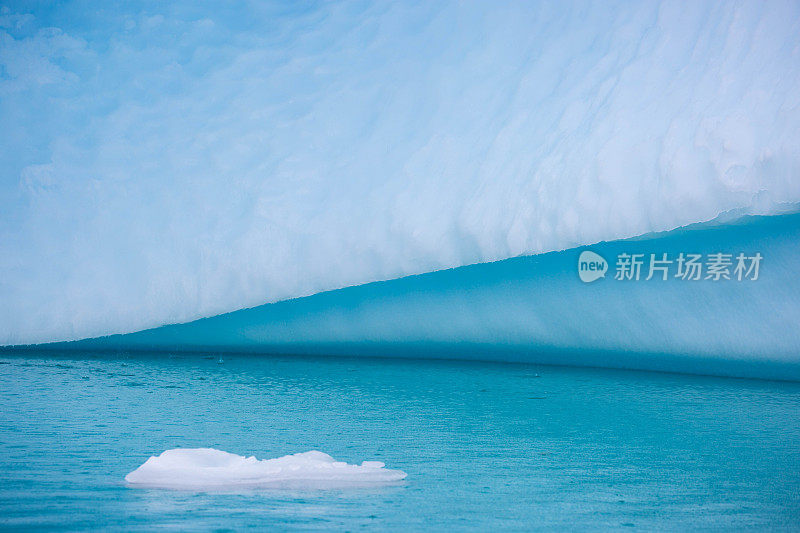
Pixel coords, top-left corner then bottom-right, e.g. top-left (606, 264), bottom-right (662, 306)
top-left (124, 448), bottom-right (407, 489)
top-left (1, 1), bottom-right (799, 344)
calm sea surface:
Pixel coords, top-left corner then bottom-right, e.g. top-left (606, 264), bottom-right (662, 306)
top-left (1, 352), bottom-right (798, 530)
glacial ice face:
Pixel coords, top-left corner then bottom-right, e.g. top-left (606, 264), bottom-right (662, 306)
top-left (1, 1), bottom-right (800, 344)
top-left (61, 211), bottom-right (800, 381)
top-left (124, 448), bottom-right (407, 489)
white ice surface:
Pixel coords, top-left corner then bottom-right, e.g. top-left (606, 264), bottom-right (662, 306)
top-left (1, 1), bottom-right (800, 344)
top-left (124, 448), bottom-right (407, 489)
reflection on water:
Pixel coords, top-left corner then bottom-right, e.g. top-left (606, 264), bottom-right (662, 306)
top-left (0, 351), bottom-right (799, 530)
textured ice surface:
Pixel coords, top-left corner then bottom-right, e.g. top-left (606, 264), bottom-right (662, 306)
top-left (1, 1), bottom-right (800, 344)
top-left (56, 211), bottom-right (800, 380)
top-left (124, 448), bottom-right (406, 489)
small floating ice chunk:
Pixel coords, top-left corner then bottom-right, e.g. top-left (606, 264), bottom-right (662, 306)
top-left (125, 448), bottom-right (406, 489)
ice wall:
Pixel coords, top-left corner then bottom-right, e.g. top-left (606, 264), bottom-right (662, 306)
top-left (50, 212), bottom-right (800, 381)
top-left (2, 1), bottom-right (800, 344)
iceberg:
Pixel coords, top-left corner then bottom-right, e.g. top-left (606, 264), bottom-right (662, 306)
top-left (124, 448), bottom-right (407, 489)
top-left (2, 1), bottom-right (800, 346)
top-left (32, 209), bottom-right (800, 381)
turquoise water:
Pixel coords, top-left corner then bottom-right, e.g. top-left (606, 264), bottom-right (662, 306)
top-left (1, 351), bottom-right (799, 530)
